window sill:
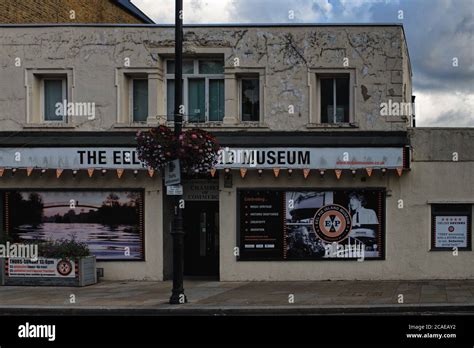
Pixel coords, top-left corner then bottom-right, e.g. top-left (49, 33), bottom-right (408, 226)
top-left (383, 116), bottom-right (409, 123)
top-left (167, 121), bottom-right (269, 129)
top-left (113, 123), bottom-right (152, 129)
top-left (24, 123), bottom-right (75, 129)
top-left (306, 122), bottom-right (359, 129)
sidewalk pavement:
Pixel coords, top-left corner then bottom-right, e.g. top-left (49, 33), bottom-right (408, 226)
top-left (1, 279), bottom-right (474, 315)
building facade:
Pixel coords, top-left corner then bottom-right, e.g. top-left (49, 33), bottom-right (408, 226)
top-left (0, 24), bottom-right (472, 281)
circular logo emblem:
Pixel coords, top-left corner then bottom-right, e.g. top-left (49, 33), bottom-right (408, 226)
top-left (313, 204), bottom-right (352, 242)
top-left (448, 226), bottom-right (455, 232)
top-left (57, 260), bottom-right (73, 276)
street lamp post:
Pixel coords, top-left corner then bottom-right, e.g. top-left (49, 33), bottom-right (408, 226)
top-left (169, 0), bottom-right (187, 305)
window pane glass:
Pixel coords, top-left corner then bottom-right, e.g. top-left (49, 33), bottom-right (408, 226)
top-left (167, 79), bottom-right (184, 121)
top-left (167, 79), bottom-right (175, 121)
top-left (133, 79), bottom-right (148, 122)
top-left (336, 77), bottom-right (349, 123)
top-left (241, 78), bottom-right (259, 122)
top-left (166, 60), bottom-right (194, 74)
top-left (320, 78), bottom-right (333, 123)
top-left (188, 78), bottom-right (205, 122)
top-left (209, 79), bottom-right (224, 121)
top-left (44, 79), bottom-right (64, 121)
top-left (199, 60), bottom-right (224, 74)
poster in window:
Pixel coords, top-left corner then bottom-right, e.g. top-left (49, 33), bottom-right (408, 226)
top-left (238, 190), bottom-right (284, 260)
top-left (434, 216), bottom-right (468, 248)
top-left (3, 190), bottom-right (144, 260)
top-left (238, 189), bottom-right (385, 261)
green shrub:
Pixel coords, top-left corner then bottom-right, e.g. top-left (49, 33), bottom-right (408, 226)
top-left (38, 239), bottom-right (90, 259)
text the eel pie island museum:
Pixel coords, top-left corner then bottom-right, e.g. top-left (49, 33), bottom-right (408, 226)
top-left (0, 23), bottom-right (472, 281)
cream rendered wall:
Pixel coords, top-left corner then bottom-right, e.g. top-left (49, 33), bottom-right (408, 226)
top-left (0, 172), bottom-right (164, 281)
top-left (0, 25), bottom-right (410, 132)
top-left (219, 160), bottom-right (474, 281)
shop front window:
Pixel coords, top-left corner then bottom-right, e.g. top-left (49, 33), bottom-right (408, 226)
top-left (2, 190), bottom-right (145, 261)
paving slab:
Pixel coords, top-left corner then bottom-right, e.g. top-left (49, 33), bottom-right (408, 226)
top-left (0, 279), bottom-right (473, 315)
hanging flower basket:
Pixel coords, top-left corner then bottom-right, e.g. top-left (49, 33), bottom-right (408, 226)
top-left (136, 126), bottom-right (220, 174)
top-left (136, 125), bottom-right (177, 170)
top-left (178, 128), bottom-right (221, 173)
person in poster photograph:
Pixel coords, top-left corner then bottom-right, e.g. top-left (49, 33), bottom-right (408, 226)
top-left (285, 191), bottom-right (329, 259)
top-left (346, 192), bottom-right (379, 257)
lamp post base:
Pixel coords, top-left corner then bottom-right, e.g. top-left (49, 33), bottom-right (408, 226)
top-left (169, 291), bottom-right (188, 304)
top-left (169, 195), bottom-right (187, 305)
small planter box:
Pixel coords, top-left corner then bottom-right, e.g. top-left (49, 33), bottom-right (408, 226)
top-left (0, 256), bottom-right (97, 287)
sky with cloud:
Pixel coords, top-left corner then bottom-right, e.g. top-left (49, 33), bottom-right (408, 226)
top-left (133, 0), bottom-right (473, 127)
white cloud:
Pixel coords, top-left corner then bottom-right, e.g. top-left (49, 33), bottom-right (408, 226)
top-left (414, 90), bottom-right (474, 127)
top-left (132, 0), bottom-right (234, 23)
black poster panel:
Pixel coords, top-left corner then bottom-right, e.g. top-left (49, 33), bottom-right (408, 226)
top-left (238, 190), bottom-right (284, 260)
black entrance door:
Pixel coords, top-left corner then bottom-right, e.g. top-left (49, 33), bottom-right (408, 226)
top-left (184, 201), bottom-right (219, 277)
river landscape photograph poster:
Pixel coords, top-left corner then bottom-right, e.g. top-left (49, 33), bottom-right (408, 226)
top-left (3, 190), bottom-right (144, 260)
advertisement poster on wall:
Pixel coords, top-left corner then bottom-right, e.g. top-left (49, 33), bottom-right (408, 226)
top-left (2, 190), bottom-right (145, 261)
top-left (238, 189), bottom-right (385, 261)
top-left (434, 216), bottom-right (468, 248)
top-left (7, 258), bottom-right (76, 278)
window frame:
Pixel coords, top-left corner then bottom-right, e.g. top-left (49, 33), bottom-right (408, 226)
top-left (165, 58), bottom-right (225, 123)
top-left (40, 77), bottom-right (67, 123)
top-left (238, 76), bottom-right (261, 123)
top-left (430, 204), bottom-right (472, 251)
top-left (309, 68), bottom-right (356, 126)
top-left (129, 77), bottom-right (149, 124)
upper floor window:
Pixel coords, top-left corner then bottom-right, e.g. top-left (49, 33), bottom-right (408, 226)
top-left (42, 77), bottom-right (66, 122)
top-left (131, 78), bottom-right (148, 123)
top-left (166, 59), bottom-right (224, 123)
top-left (240, 77), bottom-right (260, 122)
top-left (320, 75), bottom-right (349, 123)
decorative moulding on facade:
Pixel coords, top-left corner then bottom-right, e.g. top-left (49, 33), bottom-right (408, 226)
top-left (22, 124), bottom-right (76, 129)
top-left (306, 122), bottom-right (359, 129)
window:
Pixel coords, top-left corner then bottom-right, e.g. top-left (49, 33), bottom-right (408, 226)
top-left (166, 59), bottom-right (224, 122)
top-left (42, 78), bottom-right (66, 122)
top-left (131, 78), bottom-right (148, 123)
top-left (431, 204), bottom-right (472, 251)
top-left (320, 76), bottom-right (349, 123)
top-left (240, 78), bottom-right (260, 122)
top-left (3, 190), bottom-right (145, 261)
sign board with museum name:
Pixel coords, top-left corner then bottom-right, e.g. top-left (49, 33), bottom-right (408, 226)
top-left (0, 147), bottom-right (407, 170)
top-left (217, 147), bottom-right (406, 169)
top-left (0, 147), bottom-right (145, 169)
top-left (6, 258), bottom-right (76, 278)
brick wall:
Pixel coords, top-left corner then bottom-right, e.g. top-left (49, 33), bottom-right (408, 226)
top-left (0, 0), bottom-right (145, 24)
